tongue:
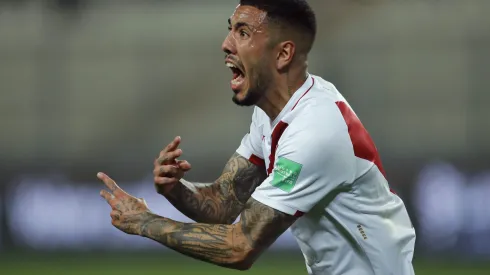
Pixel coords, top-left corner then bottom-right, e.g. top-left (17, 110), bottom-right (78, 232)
top-left (231, 74), bottom-right (245, 90)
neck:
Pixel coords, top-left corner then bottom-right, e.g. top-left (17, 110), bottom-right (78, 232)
top-left (257, 69), bottom-right (308, 122)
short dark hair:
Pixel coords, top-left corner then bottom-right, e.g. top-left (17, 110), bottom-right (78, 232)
top-left (239, 0), bottom-right (317, 53)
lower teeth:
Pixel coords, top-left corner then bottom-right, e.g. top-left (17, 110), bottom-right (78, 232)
top-left (232, 77), bottom-right (243, 85)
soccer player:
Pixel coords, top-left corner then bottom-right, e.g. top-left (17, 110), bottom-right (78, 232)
top-left (98, 0), bottom-right (416, 274)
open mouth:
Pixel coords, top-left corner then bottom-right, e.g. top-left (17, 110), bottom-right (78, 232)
top-left (226, 62), bottom-right (246, 91)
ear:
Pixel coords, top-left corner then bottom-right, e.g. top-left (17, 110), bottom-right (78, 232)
top-left (276, 41), bottom-right (295, 70)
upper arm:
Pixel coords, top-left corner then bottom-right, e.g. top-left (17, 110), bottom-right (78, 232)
top-left (235, 197), bottom-right (297, 265)
top-left (215, 152), bottom-right (267, 212)
top-left (165, 151), bottom-right (266, 225)
top-left (213, 108), bottom-right (267, 217)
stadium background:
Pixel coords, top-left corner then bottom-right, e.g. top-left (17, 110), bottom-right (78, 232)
top-left (1, 0), bottom-right (489, 274)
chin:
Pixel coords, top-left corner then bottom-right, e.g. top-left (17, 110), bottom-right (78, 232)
top-left (232, 88), bottom-right (261, 106)
top-left (232, 94), bottom-right (252, 106)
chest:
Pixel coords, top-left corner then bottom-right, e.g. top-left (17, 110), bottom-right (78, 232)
top-left (259, 121), bottom-right (290, 174)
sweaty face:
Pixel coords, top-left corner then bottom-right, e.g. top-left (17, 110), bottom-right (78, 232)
top-left (222, 5), bottom-right (275, 106)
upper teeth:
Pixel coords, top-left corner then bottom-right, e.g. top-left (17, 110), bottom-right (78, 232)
top-left (226, 63), bottom-right (237, 69)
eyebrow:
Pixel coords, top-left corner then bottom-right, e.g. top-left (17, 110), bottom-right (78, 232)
top-left (228, 18), bottom-right (251, 30)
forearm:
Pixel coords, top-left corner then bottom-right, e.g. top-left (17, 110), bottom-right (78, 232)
top-left (163, 179), bottom-right (242, 224)
top-left (139, 213), bottom-right (251, 270)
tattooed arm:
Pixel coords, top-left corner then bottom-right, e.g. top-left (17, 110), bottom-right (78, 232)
top-left (139, 197), bottom-right (297, 270)
top-left (98, 172), bottom-right (295, 271)
top-left (161, 152), bottom-right (267, 225)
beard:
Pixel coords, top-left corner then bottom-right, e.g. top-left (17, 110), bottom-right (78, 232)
top-left (232, 62), bottom-right (273, 107)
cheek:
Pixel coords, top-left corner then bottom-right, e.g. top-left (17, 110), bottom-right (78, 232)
top-left (249, 60), bottom-right (267, 79)
top-left (236, 40), bottom-right (263, 62)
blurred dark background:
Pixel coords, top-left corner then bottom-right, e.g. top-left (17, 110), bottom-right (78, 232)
top-left (1, 0), bottom-right (489, 274)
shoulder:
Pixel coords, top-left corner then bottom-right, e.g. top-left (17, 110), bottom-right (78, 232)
top-left (279, 77), bottom-right (355, 158)
top-left (276, 108), bottom-right (356, 184)
top-left (285, 106), bottom-right (349, 146)
top-left (286, 75), bottom-right (354, 135)
top-left (279, 112), bottom-right (353, 165)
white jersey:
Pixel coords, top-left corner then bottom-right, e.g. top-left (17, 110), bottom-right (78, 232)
top-left (236, 74), bottom-right (416, 275)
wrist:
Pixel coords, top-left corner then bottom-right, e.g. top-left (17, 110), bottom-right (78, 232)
top-left (137, 212), bottom-right (160, 237)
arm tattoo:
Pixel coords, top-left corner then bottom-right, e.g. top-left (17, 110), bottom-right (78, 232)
top-left (139, 198), bottom-right (297, 270)
top-left (239, 199), bottom-right (296, 251)
top-left (163, 153), bottom-right (267, 224)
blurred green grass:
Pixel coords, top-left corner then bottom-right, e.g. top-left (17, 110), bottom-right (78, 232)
top-left (1, 251), bottom-right (489, 275)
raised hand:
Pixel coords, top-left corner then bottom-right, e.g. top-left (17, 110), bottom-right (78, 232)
top-left (98, 172), bottom-right (154, 235)
top-left (153, 136), bottom-right (192, 194)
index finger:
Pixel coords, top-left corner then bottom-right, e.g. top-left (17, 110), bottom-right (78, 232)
top-left (161, 136), bottom-right (181, 156)
top-left (97, 172), bottom-right (127, 197)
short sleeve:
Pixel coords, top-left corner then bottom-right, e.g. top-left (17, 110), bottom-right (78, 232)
top-left (236, 108), bottom-right (265, 167)
top-left (251, 118), bottom-right (356, 215)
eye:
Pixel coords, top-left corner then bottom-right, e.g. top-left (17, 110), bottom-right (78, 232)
top-left (239, 30), bottom-right (249, 38)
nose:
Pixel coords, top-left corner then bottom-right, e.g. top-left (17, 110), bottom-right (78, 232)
top-left (221, 32), bottom-right (236, 55)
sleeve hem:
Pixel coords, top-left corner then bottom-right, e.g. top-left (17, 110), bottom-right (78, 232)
top-left (236, 147), bottom-right (265, 167)
top-left (251, 192), bottom-right (299, 216)
top-left (236, 146), bottom-right (252, 159)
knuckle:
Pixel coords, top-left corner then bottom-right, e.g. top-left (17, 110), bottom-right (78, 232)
top-left (153, 167), bottom-right (160, 176)
top-left (161, 166), bottom-right (176, 175)
top-left (158, 156), bottom-right (169, 164)
top-left (111, 211), bottom-right (121, 221)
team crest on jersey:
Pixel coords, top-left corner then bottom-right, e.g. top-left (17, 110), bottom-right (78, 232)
top-left (271, 157), bottom-right (302, 192)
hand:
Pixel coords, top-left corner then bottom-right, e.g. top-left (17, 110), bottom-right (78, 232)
top-left (98, 172), bottom-right (153, 236)
top-left (153, 136), bottom-right (192, 194)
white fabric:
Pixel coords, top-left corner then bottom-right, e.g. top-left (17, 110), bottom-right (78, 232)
top-left (237, 74), bottom-right (416, 275)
